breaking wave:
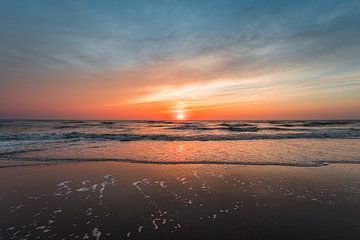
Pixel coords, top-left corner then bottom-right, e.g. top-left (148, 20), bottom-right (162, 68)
top-left (2, 156), bottom-right (360, 168)
top-left (1, 120), bottom-right (360, 168)
top-left (1, 130), bottom-right (360, 141)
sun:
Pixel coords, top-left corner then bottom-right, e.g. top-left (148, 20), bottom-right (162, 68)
top-left (173, 101), bottom-right (188, 120)
top-left (176, 112), bottom-right (186, 120)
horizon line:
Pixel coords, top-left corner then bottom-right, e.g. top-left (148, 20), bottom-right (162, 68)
top-left (0, 118), bottom-right (359, 121)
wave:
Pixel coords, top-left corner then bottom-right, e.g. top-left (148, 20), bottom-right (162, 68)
top-left (55, 124), bottom-right (100, 129)
top-left (101, 121), bottom-right (116, 125)
top-left (260, 127), bottom-right (308, 131)
top-left (218, 123), bottom-right (255, 127)
top-left (2, 156), bottom-right (360, 168)
top-left (1, 130), bottom-right (360, 141)
top-left (226, 126), bottom-right (258, 132)
top-left (167, 125), bottom-right (331, 132)
top-left (168, 123), bottom-right (259, 132)
top-left (276, 120), bottom-right (359, 127)
top-left (141, 120), bottom-right (174, 124)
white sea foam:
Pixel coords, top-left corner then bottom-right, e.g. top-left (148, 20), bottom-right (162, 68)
top-left (92, 227), bottom-right (101, 240)
top-left (159, 181), bottom-right (166, 188)
top-left (152, 218), bottom-right (161, 230)
top-left (77, 187), bottom-right (90, 192)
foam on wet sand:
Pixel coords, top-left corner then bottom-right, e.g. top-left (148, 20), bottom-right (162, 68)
top-left (1, 162), bottom-right (360, 239)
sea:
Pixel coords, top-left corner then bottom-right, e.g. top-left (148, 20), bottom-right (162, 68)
top-left (2, 120), bottom-right (360, 239)
top-left (1, 120), bottom-right (360, 167)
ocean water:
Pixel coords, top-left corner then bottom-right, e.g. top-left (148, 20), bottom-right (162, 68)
top-left (1, 120), bottom-right (360, 166)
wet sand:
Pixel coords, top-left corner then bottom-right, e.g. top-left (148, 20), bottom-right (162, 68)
top-left (1, 162), bottom-right (360, 239)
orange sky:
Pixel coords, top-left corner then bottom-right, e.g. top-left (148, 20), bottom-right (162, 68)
top-left (0, 1), bottom-right (360, 120)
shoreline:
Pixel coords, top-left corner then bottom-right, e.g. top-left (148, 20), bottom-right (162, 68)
top-left (2, 158), bottom-right (360, 169)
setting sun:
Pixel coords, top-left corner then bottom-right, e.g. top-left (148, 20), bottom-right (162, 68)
top-left (176, 112), bottom-right (186, 120)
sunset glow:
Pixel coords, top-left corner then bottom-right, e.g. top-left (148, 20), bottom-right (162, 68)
top-left (0, 1), bottom-right (359, 120)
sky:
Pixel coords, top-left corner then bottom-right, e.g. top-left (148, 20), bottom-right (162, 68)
top-left (0, 0), bottom-right (359, 120)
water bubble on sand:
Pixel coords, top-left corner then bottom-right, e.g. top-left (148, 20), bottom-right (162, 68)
top-left (81, 180), bottom-right (90, 185)
top-left (86, 208), bottom-right (93, 216)
top-left (132, 181), bottom-right (150, 198)
top-left (9, 204), bottom-right (23, 213)
top-left (152, 218), bottom-right (161, 230)
top-left (132, 181), bottom-right (143, 190)
top-left (57, 181), bottom-right (71, 187)
top-left (77, 187), bottom-right (90, 192)
top-left (53, 209), bottom-right (62, 214)
top-left (92, 227), bottom-right (101, 240)
top-left (33, 213), bottom-right (40, 217)
top-left (178, 177), bottom-right (187, 184)
top-left (99, 182), bottom-right (107, 193)
top-left (104, 175), bottom-right (116, 185)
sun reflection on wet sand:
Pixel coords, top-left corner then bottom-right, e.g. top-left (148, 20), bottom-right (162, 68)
top-left (9, 139), bottom-right (360, 167)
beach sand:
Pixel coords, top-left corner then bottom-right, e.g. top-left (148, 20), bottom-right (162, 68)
top-left (1, 162), bottom-right (360, 239)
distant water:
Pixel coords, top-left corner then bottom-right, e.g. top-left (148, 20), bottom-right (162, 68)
top-left (1, 120), bottom-right (360, 166)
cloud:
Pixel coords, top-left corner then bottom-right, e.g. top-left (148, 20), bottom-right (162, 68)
top-left (0, 0), bottom-right (359, 118)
